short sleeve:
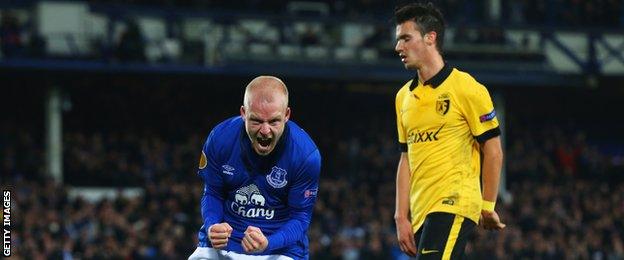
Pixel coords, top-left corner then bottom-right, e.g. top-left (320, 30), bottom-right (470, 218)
top-left (395, 86), bottom-right (409, 151)
top-left (460, 81), bottom-right (500, 139)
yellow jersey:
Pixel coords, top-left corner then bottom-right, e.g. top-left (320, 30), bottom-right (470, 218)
top-left (395, 64), bottom-right (500, 232)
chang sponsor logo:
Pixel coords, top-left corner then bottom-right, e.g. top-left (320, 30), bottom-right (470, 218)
top-left (230, 184), bottom-right (274, 220)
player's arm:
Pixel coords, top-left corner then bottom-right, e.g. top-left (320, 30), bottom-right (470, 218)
top-left (480, 136), bottom-right (502, 205)
top-left (462, 80), bottom-right (506, 231)
top-left (394, 87), bottom-right (417, 256)
top-left (200, 166), bottom-right (226, 231)
top-left (198, 131), bottom-right (232, 247)
top-left (264, 149), bottom-right (321, 251)
top-left (395, 152), bottom-right (417, 256)
top-left (201, 185), bottom-right (232, 248)
top-left (480, 136), bottom-right (506, 230)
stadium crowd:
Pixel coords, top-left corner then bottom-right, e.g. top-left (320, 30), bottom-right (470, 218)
top-left (2, 0), bottom-right (623, 64)
top-left (3, 83), bottom-right (623, 259)
top-left (83, 0), bottom-right (624, 28)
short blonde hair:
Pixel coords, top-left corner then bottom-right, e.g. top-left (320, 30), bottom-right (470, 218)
top-left (243, 76), bottom-right (289, 109)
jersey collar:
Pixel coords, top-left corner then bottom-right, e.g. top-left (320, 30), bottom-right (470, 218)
top-left (409, 63), bottom-right (452, 91)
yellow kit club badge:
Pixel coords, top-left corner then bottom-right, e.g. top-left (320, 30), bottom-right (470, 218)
top-left (436, 93), bottom-right (450, 116)
top-left (199, 151), bottom-right (207, 169)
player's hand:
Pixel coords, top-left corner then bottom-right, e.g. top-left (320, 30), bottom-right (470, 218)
top-left (480, 210), bottom-right (506, 230)
top-left (242, 226), bottom-right (268, 253)
top-left (208, 223), bottom-right (233, 249)
top-left (395, 217), bottom-right (417, 256)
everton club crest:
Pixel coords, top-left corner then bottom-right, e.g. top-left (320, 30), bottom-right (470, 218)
top-left (436, 93), bottom-right (450, 116)
top-left (266, 166), bottom-right (288, 188)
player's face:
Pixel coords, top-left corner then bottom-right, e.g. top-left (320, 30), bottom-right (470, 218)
top-left (395, 21), bottom-right (428, 70)
top-left (241, 98), bottom-right (290, 156)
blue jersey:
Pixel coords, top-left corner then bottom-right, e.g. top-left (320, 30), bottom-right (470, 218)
top-left (196, 116), bottom-right (321, 260)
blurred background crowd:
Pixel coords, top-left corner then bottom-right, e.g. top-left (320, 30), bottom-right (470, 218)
top-left (3, 78), bottom-right (624, 259)
top-left (1, 0), bottom-right (622, 64)
top-left (85, 0), bottom-right (624, 27)
top-left (2, 0), bottom-right (624, 259)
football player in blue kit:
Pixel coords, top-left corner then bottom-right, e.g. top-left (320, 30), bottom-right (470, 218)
top-left (188, 76), bottom-right (321, 260)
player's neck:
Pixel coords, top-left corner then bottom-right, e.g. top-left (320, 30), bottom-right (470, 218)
top-left (417, 53), bottom-right (444, 83)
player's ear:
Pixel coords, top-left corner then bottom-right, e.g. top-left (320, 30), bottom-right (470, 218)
top-left (426, 31), bottom-right (436, 46)
top-left (284, 107), bottom-right (291, 121)
top-left (240, 105), bottom-right (246, 118)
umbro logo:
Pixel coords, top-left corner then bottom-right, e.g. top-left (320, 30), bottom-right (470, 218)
top-left (222, 165), bottom-right (235, 175)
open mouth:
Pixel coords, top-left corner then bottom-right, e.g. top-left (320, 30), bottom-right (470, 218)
top-left (257, 136), bottom-right (272, 148)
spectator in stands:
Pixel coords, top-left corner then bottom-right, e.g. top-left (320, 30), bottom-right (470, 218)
top-left (475, 27), bottom-right (507, 45)
top-left (300, 25), bottom-right (320, 46)
top-left (452, 26), bottom-right (472, 44)
top-left (115, 20), bottom-right (146, 62)
top-left (363, 24), bottom-right (390, 49)
top-left (0, 10), bottom-right (23, 58)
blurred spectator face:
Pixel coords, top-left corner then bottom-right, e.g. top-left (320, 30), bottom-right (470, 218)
top-left (241, 85), bottom-right (290, 156)
top-left (395, 21), bottom-right (435, 70)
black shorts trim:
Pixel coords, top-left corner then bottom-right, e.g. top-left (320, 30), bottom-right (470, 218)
top-left (413, 212), bottom-right (476, 260)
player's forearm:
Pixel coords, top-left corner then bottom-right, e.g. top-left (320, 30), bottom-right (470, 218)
top-left (266, 209), bottom-right (310, 251)
top-left (201, 190), bottom-right (225, 225)
top-left (481, 137), bottom-right (503, 202)
top-left (394, 153), bottom-right (411, 220)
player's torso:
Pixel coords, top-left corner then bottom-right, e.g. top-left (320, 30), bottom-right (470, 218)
top-left (398, 72), bottom-right (482, 229)
top-left (399, 76), bottom-right (475, 177)
top-left (219, 148), bottom-right (294, 232)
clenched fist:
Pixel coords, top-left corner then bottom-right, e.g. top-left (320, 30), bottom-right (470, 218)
top-left (242, 226), bottom-right (268, 253)
top-left (208, 223), bottom-right (233, 249)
